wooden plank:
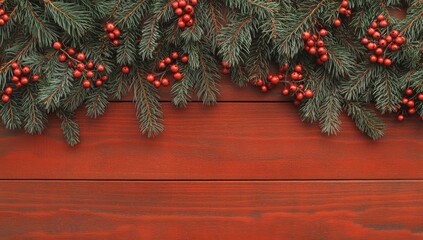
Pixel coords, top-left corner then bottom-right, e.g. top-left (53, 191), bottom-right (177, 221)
top-left (1, 102), bottom-right (422, 180)
top-left (1, 181), bottom-right (423, 239)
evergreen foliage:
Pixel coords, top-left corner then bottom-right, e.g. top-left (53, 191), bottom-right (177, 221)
top-left (0, 0), bottom-right (421, 145)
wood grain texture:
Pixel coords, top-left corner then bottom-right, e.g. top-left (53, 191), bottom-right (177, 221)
top-left (1, 181), bottom-right (423, 240)
top-left (1, 102), bottom-right (422, 180)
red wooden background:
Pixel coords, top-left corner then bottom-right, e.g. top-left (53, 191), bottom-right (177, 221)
top-left (1, 9), bottom-right (423, 240)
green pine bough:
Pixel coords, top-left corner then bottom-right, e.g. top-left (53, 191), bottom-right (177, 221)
top-left (0, 0), bottom-right (422, 146)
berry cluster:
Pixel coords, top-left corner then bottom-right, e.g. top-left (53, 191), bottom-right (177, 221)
top-left (172, 0), bottom-right (197, 29)
top-left (334, 0), bottom-right (351, 27)
top-left (397, 88), bottom-right (423, 121)
top-left (221, 62), bottom-right (230, 75)
top-left (104, 22), bottom-right (121, 47)
top-left (53, 42), bottom-right (108, 89)
top-left (302, 29), bottom-right (329, 64)
top-left (0, 8), bottom-right (9, 26)
top-left (1, 63), bottom-right (40, 103)
top-left (361, 14), bottom-right (406, 67)
top-left (280, 64), bottom-right (314, 105)
top-left (252, 69), bottom-right (285, 93)
top-left (146, 52), bottom-right (188, 88)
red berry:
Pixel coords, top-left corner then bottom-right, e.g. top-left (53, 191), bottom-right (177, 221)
top-left (261, 86), bottom-right (268, 93)
top-left (296, 93), bottom-right (304, 100)
top-left (12, 76), bottom-right (19, 83)
top-left (370, 55), bottom-right (378, 63)
top-left (389, 44), bottom-right (399, 51)
top-left (97, 64), bottom-right (105, 72)
top-left (0, 9), bottom-right (4, 15)
top-left (281, 89), bottom-right (289, 96)
top-left (106, 23), bottom-right (115, 32)
top-left (86, 62), bottom-right (94, 69)
top-left (407, 100), bottom-right (415, 108)
top-left (165, 57), bottom-right (172, 64)
top-left (377, 57), bottom-right (384, 64)
top-left (86, 71), bottom-right (94, 79)
top-left (320, 54), bottom-right (329, 62)
top-left (371, 22), bottom-right (378, 28)
top-left (185, 5), bottom-right (193, 13)
top-left (13, 69), bottom-right (21, 77)
top-left (408, 108), bottom-right (416, 115)
top-left (11, 62), bottom-right (18, 69)
top-left (397, 115), bottom-right (404, 121)
top-left (121, 66), bottom-right (130, 74)
top-left (20, 77), bottom-right (29, 85)
top-left (306, 39), bottom-right (314, 47)
top-left (417, 94), bottom-right (423, 101)
top-left (361, 38), bottom-right (369, 45)
top-left (317, 47), bottom-right (326, 55)
top-left (67, 48), bottom-right (76, 56)
top-left (372, 32), bottom-right (381, 39)
top-left (377, 14), bottom-right (384, 21)
top-left (53, 42), bottom-right (62, 50)
top-left (270, 76), bottom-right (279, 85)
top-left (294, 65), bottom-right (302, 73)
top-left (190, 0), bottom-right (198, 6)
top-left (15, 82), bottom-right (22, 89)
top-left (317, 40), bottom-right (324, 47)
top-left (181, 55), bottom-right (189, 63)
top-left (5, 87), bottom-right (13, 95)
top-left (395, 37), bottom-right (405, 45)
top-left (390, 30), bottom-right (399, 38)
top-left (73, 70), bottom-right (82, 78)
top-left (367, 42), bottom-right (377, 50)
top-left (302, 32), bottom-right (311, 40)
top-left (384, 58), bottom-right (392, 67)
top-left (112, 40), bottom-right (119, 46)
top-left (113, 29), bottom-right (121, 38)
top-left (375, 48), bottom-right (383, 55)
top-left (0, 19), bottom-right (4, 26)
top-left (173, 72), bottom-right (183, 81)
top-left (76, 53), bottom-right (85, 61)
top-left (290, 85), bottom-right (297, 92)
top-left (178, 0), bottom-right (187, 7)
top-left (334, 19), bottom-right (341, 27)
top-left (170, 64), bottom-right (179, 73)
top-left (304, 90), bottom-right (313, 99)
top-left (83, 80), bottom-right (91, 89)
top-left (161, 78), bottom-right (170, 87)
top-left (256, 79), bottom-right (264, 87)
top-left (146, 74), bottom-right (155, 82)
top-left (183, 14), bottom-right (191, 22)
top-left (177, 20), bottom-right (185, 29)
top-left (101, 76), bottom-right (108, 82)
top-left (291, 72), bottom-right (299, 81)
top-left (385, 35), bottom-right (393, 43)
top-left (93, 80), bottom-right (101, 87)
top-left (158, 61), bottom-right (166, 70)
top-left (172, 2), bottom-right (179, 9)
top-left (171, 52), bottom-right (179, 59)
top-left (367, 28), bottom-right (376, 35)
top-left (153, 80), bottom-right (161, 88)
top-left (341, 0), bottom-right (348, 8)
top-left (309, 47), bottom-right (317, 55)
top-left (378, 39), bottom-right (387, 47)
top-left (108, 32), bottom-right (116, 40)
top-left (402, 98), bottom-right (409, 105)
top-left (379, 20), bottom-right (388, 28)
top-left (405, 89), bottom-right (413, 96)
top-left (32, 75), bottom-right (40, 82)
top-left (2, 94), bottom-right (10, 103)
top-left (175, 8), bottom-right (183, 16)
top-left (77, 63), bottom-right (85, 71)
top-left (22, 66), bottom-right (30, 74)
top-left (339, 7), bottom-right (347, 15)
top-left (319, 29), bottom-right (327, 37)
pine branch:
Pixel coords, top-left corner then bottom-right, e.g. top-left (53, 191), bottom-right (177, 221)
top-left (85, 87), bottom-right (108, 119)
top-left (57, 110), bottom-right (80, 147)
top-left (44, 1), bottom-right (91, 37)
top-left (22, 85), bottom-right (47, 134)
top-left (373, 68), bottom-right (401, 113)
top-left (139, 17), bottom-right (161, 60)
top-left (319, 87), bottom-right (342, 135)
top-left (345, 102), bottom-right (385, 140)
top-left (133, 67), bottom-right (164, 137)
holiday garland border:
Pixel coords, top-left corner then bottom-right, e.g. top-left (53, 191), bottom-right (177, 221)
top-left (0, 0), bottom-right (422, 146)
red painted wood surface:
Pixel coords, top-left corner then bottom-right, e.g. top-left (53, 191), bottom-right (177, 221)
top-left (1, 181), bottom-right (423, 240)
top-left (1, 103), bottom-right (422, 180)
